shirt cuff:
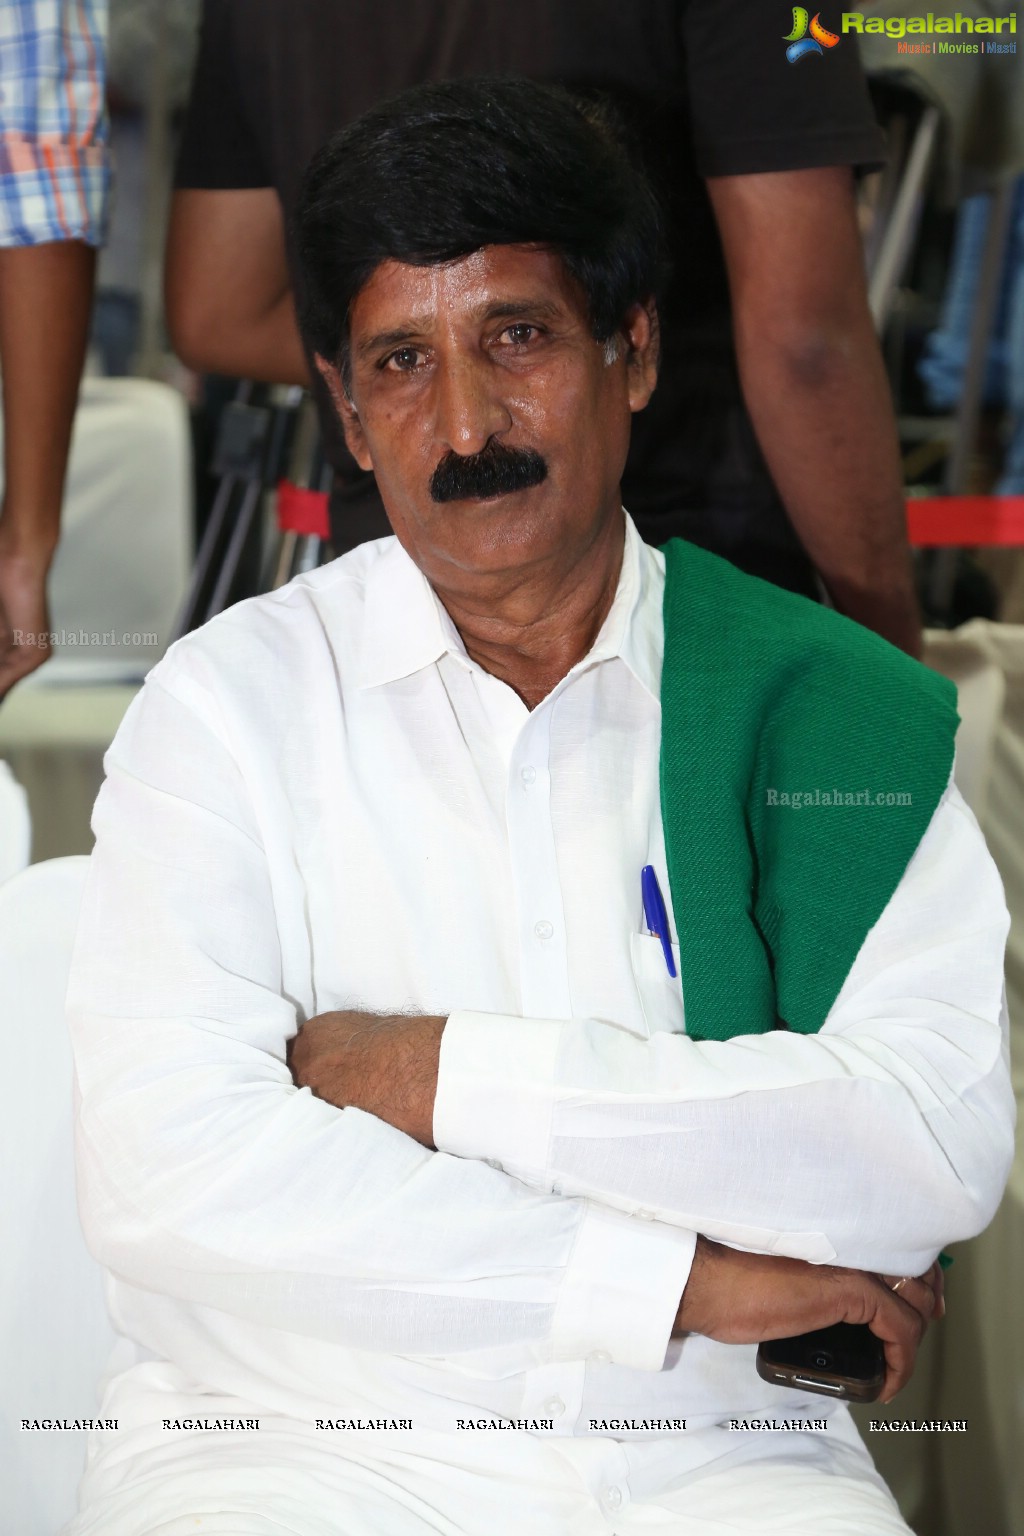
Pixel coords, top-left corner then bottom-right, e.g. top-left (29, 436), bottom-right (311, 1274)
top-left (434, 1009), bottom-right (563, 1172)
top-left (0, 140), bottom-right (112, 247)
top-left (552, 1202), bottom-right (697, 1371)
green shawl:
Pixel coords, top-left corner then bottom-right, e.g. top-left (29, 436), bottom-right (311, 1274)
top-left (658, 539), bottom-right (959, 1044)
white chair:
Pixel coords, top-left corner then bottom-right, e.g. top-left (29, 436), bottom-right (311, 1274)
top-left (0, 758), bottom-right (31, 883)
top-left (0, 857), bottom-right (119, 1535)
top-left (0, 376), bottom-right (193, 687)
top-left (925, 625), bottom-right (1007, 822)
top-left (0, 375), bottom-right (192, 863)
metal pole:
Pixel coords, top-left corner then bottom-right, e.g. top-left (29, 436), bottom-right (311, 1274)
top-left (868, 106), bottom-right (942, 333)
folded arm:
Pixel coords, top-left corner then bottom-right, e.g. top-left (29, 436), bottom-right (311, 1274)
top-left (68, 660), bottom-right (692, 1368)
top-left (302, 783), bottom-right (1012, 1278)
top-left (432, 783), bottom-right (1013, 1276)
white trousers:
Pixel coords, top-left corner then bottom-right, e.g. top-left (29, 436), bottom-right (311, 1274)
top-left (65, 1421), bottom-right (913, 1536)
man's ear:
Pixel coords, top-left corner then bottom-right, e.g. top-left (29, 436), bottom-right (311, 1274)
top-left (314, 354), bottom-right (373, 471)
top-left (620, 298), bottom-right (660, 414)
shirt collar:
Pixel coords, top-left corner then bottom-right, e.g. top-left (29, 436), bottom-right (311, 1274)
top-left (356, 537), bottom-right (454, 689)
top-left (582, 512), bottom-right (663, 702)
top-left (356, 512), bottom-right (663, 700)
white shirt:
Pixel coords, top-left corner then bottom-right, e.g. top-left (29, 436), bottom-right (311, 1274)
top-left (69, 516), bottom-right (1014, 1452)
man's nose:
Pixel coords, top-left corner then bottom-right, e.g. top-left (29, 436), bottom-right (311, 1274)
top-left (432, 353), bottom-right (511, 456)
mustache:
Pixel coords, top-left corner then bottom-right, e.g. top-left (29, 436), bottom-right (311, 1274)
top-left (429, 440), bottom-right (548, 503)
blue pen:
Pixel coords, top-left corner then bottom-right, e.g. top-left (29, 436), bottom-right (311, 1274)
top-left (641, 864), bottom-right (677, 978)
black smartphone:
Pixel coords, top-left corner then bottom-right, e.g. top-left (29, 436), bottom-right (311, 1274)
top-left (756, 1322), bottom-right (886, 1403)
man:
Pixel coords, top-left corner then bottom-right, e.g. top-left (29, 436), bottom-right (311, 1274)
top-left (0, 0), bottom-right (110, 699)
top-left (166, 0), bottom-right (922, 653)
top-left (66, 81), bottom-right (1012, 1536)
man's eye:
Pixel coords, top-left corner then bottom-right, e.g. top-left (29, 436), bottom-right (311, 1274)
top-left (383, 347), bottom-right (423, 371)
top-left (500, 323), bottom-right (539, 346)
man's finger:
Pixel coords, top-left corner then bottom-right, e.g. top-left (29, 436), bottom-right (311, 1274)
top-left (880, 1271), bottom-right (938, 1323)
top-left (866, 1280), bottom-right (927, 1402)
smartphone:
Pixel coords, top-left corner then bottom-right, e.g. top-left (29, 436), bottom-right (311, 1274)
top-left (756, 1322), bottom-right (886, 1403)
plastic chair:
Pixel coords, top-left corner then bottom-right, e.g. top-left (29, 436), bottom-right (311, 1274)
top-left (0, 857), bottom-right (119, 1534)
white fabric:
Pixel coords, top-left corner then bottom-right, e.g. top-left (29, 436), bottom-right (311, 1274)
top-left (0, 377), bottom-right (192, 686)
top-left (0, 857), bottom-right (119, 1535)
top-left (64, 1413), bottom-right (911, 1536)
top-left (65, 518), bottom-right (1012, 1527)
top-left (0, 686), bottom-right (141, 860)
top-left (925, 629), bottom-right (1005, 820)
top-left (850, 620), bottom-right (1024, 1536)
top-left (434, 787), bottom-right (1011, 1277)
top-left (0, 756), bottom-right (31, 880)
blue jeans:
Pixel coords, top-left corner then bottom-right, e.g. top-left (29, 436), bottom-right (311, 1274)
top-left (918, 177), bottom-right (1024, 494)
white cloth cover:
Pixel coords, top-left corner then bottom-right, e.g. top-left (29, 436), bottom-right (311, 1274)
top-left (0, 376), bottom-right (192, 686)
top-left (0, 687), bottom-right (140, 861)
top-left (0, 756), bottom-right (31, 881)
top-left (0, 857), bottom-right (119, 1535)
top-left (849, 622), bottom-right (1024, 1536)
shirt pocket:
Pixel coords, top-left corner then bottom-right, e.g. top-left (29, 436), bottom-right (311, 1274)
top-left (629, 930), bottom-right (686, 1037)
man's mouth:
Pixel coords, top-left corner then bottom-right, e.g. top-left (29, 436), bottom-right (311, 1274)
top-left (429, 442), bottom-right (548, 503)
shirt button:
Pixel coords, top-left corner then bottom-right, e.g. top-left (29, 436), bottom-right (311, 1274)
top-left (542, 1396), bottom-right (566, 1418)
top-left (635, 1208), bottom-right (655, 1221)
top-left (588, 1350), bottom-right (611, 1365)
top-left (520, 765), bottom-right (537, 785)
top-left (602, 1487), bottom-right (624, 1511)
top-left (534, 919), bottom-right (554, 941)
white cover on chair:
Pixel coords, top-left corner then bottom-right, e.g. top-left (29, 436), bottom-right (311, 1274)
top-left (925, 624), bottom-right (1007, 820)
top-left (852, 621), bottom-right (1024, 1536)
top-left (0, 757), bottom-right (31, 882)
top-left (0, 376), bottom-right (192, 687)
top-left (0, 856), bottom-right (119, 1534)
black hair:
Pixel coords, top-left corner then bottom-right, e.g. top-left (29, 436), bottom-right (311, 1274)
top-left (292, 76), bottom-right (665, 375)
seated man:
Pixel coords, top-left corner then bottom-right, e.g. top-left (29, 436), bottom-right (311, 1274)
top-left (66, 79), bottom-right (1013, 1536)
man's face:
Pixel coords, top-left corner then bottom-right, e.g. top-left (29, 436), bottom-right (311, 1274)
top-left (319, 245), bottom-right (657, 593)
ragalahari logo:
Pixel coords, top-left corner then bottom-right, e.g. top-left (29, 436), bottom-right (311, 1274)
top-left (785, 8), bottom-right (841, 61)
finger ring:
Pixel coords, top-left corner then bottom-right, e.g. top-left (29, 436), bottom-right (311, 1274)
top-left (891, 1277), bottom-right (913, 1294)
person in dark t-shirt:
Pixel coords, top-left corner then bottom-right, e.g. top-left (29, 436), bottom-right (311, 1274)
top-left (167, 0), bottom-right (921, 653)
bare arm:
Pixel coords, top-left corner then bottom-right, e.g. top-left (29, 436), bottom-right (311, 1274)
top-left (674, 1238), bottom-right (941, 1403)
top-left (707, 166), bottom-right (921, 657)
top-left (0, 241), bottom-right (96, 697)
top-left (165, 188), bottom-right (310, 385)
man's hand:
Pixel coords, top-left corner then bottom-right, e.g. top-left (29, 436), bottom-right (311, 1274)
top-left (0, 239), bottom-right (97, 700)
top-left (0, 540), bottom-right (51, 698)
top-left (675, 1237), bottom-right (943, 1403)
top-left (289, 1010), bottom-right (446, 1146)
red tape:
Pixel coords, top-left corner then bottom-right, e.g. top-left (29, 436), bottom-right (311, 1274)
top-left (276, 481), bottom-right (330, 539)
top-left (275, 483), bottom-right (1024, 550)
top-left (907, 496), bottom-right (1024, 547)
